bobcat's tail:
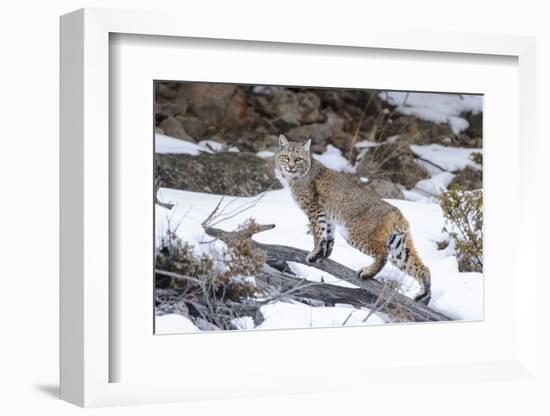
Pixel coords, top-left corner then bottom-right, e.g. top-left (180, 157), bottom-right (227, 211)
top-left (387, 220), bottom-right (432, 305)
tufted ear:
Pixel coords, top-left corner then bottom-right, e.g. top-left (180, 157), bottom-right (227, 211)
top-left (303, 138), bottom-right (312, 153)
top-left (279, 134), bottom-right (289, 149)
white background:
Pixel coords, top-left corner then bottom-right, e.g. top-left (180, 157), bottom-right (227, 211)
top-left (1, 1), bottom-right (548, 415)
top-left (112, 34), bottom-right (515, 383)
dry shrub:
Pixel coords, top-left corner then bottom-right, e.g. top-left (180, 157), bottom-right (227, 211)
top-left (156, 226), bottom-right (263, 301)
top-left (470, 152), bottom-right (483, 166)
top-left (439, 186), bottom-right (483, 272)
top-left (218, 219), bottom-right (266, 299)
top-left (156, 239), bottom-right (214, 282)
top-left (155, 218), bottom-right (268, 331)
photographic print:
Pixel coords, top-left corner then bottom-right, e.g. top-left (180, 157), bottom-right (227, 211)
top-left (154, 81), bottom-right (483, 334)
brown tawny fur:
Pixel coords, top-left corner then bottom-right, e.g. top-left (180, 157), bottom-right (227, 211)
top-left (275, 135), bottom-right (431, 304)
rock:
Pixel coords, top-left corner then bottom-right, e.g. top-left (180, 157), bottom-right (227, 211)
top-left (356, 142), bottom-right (430, 189)
top-left (156, 152), bottom-right (283, 197)
top-left (365, 179), bottom-right (405, 199)
top-left (462, 110), bottom-right (483, 139)
top-left (317, 90), bottom-right (383, 116)
top-left (283, 111), bottom-right (348, 153)
top-left (251, 89), bottom-right (322, 128)
top-left (383, 115), bottom-right (455, 146)
top-left (174, 114), bottom-right (208, 139)
top-left (324, 111), bottom-right (345, 135)
top-left (453, 133), bottom-right (482, 148)
top-left (155, 82), bottom-right (190, 123)
top-left (158, 117), bottom-right (195, 142)
top-left (178, 83), bottom-right (237, 125)
top-left (448, 166), bottom-right (482, 190)
top-left (284, 122), bottom-right (333, 150)
top-left (221, 128), bottom-right (277, 153)
top-left (381, 114), bottom-right (482, 148)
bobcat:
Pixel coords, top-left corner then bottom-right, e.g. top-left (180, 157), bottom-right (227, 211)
top-left (275, 135), bottom-right (432, 304)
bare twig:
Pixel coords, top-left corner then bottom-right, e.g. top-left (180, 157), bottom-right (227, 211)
top-left (154, 176), bottom-right (174, 210)
top-left (348, 92), bottom-right (377, 161)
top-left (412, 152), bottom-right (450, 173)
top-left (202, 193), bottom-right (269, 228)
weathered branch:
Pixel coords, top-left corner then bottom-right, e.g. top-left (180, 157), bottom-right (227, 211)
top-left (204, 225), bottom-right (452, 322)
top-left (258, 264), bottom-right (379, 310)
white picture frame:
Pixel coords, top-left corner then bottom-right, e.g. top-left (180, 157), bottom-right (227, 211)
top-left (60, 7), bottom-right (538, 408)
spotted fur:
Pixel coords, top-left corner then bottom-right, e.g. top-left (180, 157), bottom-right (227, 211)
top-left (275, 135), bottom-right (431, 304)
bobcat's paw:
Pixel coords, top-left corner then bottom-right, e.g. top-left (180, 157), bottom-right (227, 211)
top-left (306, 249), bottom-right (322, 263)
top-left (414, 289), bottom-right (431, 305)
top-left (325, 239), bottom-right (335, 258)
top-left (357, 268), bottom-right (376, 280)
top-left (307, 239), bottom-right (333, 263)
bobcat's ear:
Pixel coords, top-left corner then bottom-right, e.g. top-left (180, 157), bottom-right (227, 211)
top-left (303, 138), bottom-right (312, 153)
top-left (279, 134), bottom-right (289, 149)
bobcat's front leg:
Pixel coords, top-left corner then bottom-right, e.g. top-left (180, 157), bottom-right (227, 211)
top-left (304, 204), bottom-right (331, 263)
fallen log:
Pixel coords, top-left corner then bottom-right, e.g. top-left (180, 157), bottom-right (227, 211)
top-left (257, 264), bottom-right (379, 310)
top-left (204, 225), bottom-right (452, 322)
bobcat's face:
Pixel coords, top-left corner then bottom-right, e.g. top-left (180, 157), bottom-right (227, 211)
top-left (275, 135), bottom-right (312, 179)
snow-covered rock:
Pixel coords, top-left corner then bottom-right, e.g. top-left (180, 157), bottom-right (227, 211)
top-left (380, 92), bottom-right (482, 135)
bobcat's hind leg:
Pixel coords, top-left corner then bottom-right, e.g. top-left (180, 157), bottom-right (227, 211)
top-left (358, 255), bottom-right (387, 280)
top-left (354, 241), bottom-right (388, 280)
top-left (389, 232), bottom-right (432, 305)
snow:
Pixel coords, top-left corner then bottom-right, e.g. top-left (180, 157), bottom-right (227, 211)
top-left (155, 184), bottom-right (483, 333)
top-left (411, 144), bottom-right (482, 172)
top-left (231, 316), bottom-right (255, 330)
top-left (155, 134), bottom-right (242, 155)
top-left (414, 171), bottom-right (455, 196)
top-left (256, 150), bottom-right (275, 158)
top-left (156, 314), bottom-right (200, 334)
top-left (380, 92), bottom-right (482, 135)
top-left (355, 136), bottom-right (399, 150)
top-left (312, 144), bottom-right (353, 172)
top-left (155, 133), bottom-right (209, 155)
top-left (258, 302), bottom-right (385, 330)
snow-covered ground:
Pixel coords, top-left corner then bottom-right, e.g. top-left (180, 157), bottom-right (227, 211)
top-left (411, 144), bottom-right (482, 173)
top-left (155, 183), bottom-right (483, 333)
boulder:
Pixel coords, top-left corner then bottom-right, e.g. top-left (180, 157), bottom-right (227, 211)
top-left (356, 142), bottom-right (430, 189)
top-left (251, 89), bottom-right (322, 129)
top-left (155, 82), bottom-right (189, 121)
top-left (220, 128), bottom-right (278, 153)
top-left (381, 115), bottom-right (454, 146)
top-left (365, 179), bottom-right (405, 199)
top-left (284, 122), bottom-right (333, 151)
top-left (175, 114), bottom-right (209, 139)
top-left (158, 117), bottom-right (195, 142)
top-left (453, 133), bottom-right (483, 148)
top-left (178, 83), bottom-right (237, 125)
top-left (462, 110), bottom-right (483, 139)
top-left (156, 152), bottom-right (283, 197)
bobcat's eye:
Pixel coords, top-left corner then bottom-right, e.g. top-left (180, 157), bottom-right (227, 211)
top-left (282, 155), bottom-right (289, 161)
top-left (295, 157), bottom-right (302, 162)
